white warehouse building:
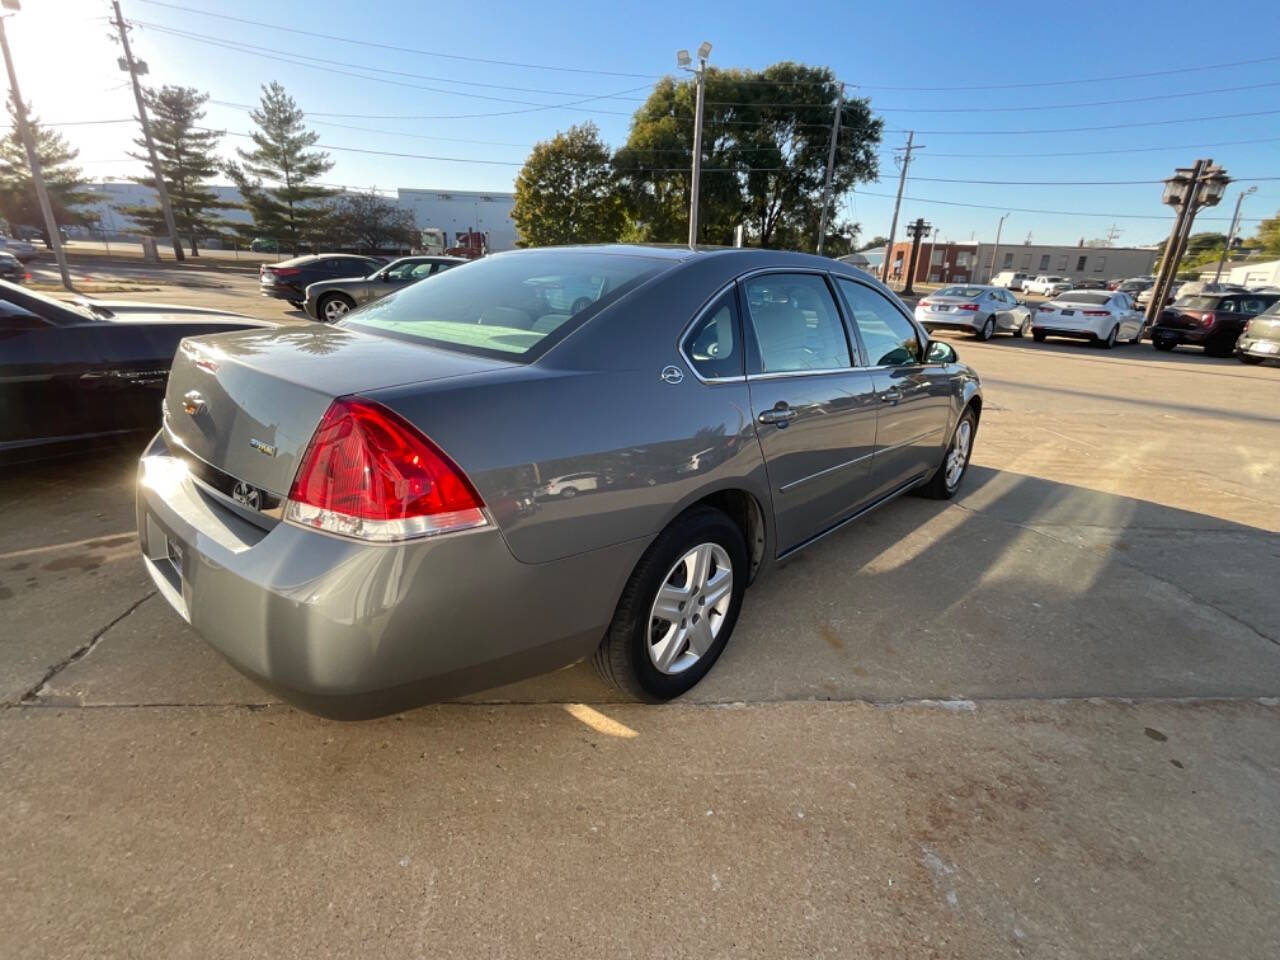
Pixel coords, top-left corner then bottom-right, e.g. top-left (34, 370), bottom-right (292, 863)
top-left (75, 182), bottom-right (518, 252)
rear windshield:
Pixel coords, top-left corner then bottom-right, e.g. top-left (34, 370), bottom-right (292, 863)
top-left (341, 251), bottom-right (668, 360)
top-left (1056, 291), bottom-right (1111, 305)
top-left (1177, 296), bottom-right (1222, 310)
top-left (1263, 300), bottom-right (1280, 316)
top-left (936, 286), bottom-right (985, 298)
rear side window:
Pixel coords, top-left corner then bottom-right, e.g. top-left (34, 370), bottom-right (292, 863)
top-left (683, 287), bottom-right (742, 380)
top-left (835, 277), bottom-right (922, 367)
top-left (741, 273), bottom-right (851, 374)
top-left (1239, 296), bottom-right (1276, 314)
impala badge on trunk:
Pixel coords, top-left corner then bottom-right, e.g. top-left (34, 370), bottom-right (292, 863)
top-left (249, 438), bottom-right (277, 457)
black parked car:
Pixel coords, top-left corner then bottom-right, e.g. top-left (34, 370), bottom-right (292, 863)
top-left (1152, 292), bottom-right (1280, 357)
top-left (0, 281), bottom-right (266, 463)
top-left (0, 251), bottom-right (25, 283)
top-left (259, 254), bottom-right (385, 309)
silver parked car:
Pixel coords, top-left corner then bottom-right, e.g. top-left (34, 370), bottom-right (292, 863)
top-left (914, 284), bottom-right (1032, 340)
top-left (136, 246), bottom-right (982, 718)
top-left (304, 255), bottom-right (467, 322)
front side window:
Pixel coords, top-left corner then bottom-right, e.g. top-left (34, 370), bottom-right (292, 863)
top-left (836, 277), bottom-right (922, 367)
top-left (683, 288), bottom-right (742, 380)
top-left (741, 273), bottom-right (851, 374)
top-left (385, 260), bottom-right (424, 280)
top-left (343, 251), bottom-right (665, 360)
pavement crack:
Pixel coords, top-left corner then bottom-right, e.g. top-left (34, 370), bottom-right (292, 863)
top-left (951, 502), bottom-right (1279, 648)
top-left (16, 590), bottom-right (157, 704)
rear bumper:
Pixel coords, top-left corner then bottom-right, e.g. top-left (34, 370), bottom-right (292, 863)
top-left (917, 312), bottom-right (984, 333)
top-left (1032, 318), bottom-right (1105, 341)
top-left (1151, 326), bottom-right (1211, 346)
top-left (1235, 335), bottom-right (1280, 359)
top-left (260, 284), bottom-right (303, 301)
top-left (135, 433), bottom-right (643, 718)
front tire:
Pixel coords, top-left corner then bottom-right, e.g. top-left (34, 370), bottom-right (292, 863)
top-left (593, 506), bottom-right (747, 701)
top-left (975, 316), bottom-right (996, 341)
top-left (318, 293), bottom-right (355, 323)
top-left (916, 407), bottom-right (977, 500)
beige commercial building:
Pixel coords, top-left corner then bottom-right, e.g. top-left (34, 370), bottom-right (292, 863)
top-left (977, 243), bottom-right (1157, 284)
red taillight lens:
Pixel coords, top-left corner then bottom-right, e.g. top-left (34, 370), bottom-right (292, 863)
top-left (1038, 305), bottom-right (1055, 313)
top-left (284, 397), bottom-right (486, 542)
top-left (956, 303), bottom-right (980, 311)
top-left (1082, 310), bottom-right (1110, 317)
top-left (270, 267), bottom-right (301, 277)
top-left (918, 300), bottom-right (932, 308)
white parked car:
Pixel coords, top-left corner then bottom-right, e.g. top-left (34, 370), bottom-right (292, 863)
top-left (991, 270), bottom-right (1029, 290)
top-left (915, 284), bottom-right (1032, 341)
top-left (1024, 275), bottom-right (1072, 296)
top-left (1032, 290), bottom-right (1145, 348)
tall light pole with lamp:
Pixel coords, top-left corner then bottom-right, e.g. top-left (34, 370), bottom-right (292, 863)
top-left (1146, 160), bottom-right (1229, 328)
top-left (677, 42), bottom-right (711, 250)
top-left (1213, 185), bottom-right (1256, 286)
top-left (989, 212), bottom-right (1009, 284)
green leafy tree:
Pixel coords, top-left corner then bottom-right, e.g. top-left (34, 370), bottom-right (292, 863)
top-left (857, 235), bottom-right (888, 251)
top-left (1251, 209), bottom-right (1280, 257)
top-left (116, 86), bottom-right (235, 256)
top-left (225, 82), bottom-right (333, 252)
top-left (0, 99), bottom-right (93, 245)
top-left (327, 190), bottom-right (418, 253)
top-left (614, 63), bottom-right (882, 249)
top-left (512, 123), bottom-right (623, 246)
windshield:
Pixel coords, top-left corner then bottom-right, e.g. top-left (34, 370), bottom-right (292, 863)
top-left (936, 286), bottom-right (985, 298)
top-left (1056, 291), bottom-right (1111, 305)
top-left (342, 250), bottom-right (668, 360)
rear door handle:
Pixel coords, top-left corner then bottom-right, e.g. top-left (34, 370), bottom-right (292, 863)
top-left (758, 406), bottom-right (797, 427)
top-left (880, 388), bottom-right (903, 404)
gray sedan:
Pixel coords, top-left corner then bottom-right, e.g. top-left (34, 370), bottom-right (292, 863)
top-left (304, 255), bottom-right (466, 322)
top-left (137, 246), bottom-right (982, 718)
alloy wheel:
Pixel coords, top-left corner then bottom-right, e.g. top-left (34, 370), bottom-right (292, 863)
top-left (647, 542), bottom-right (733, 675)
top-left (322, 297), bottom-right (351, 322)
top-left (945, 418), bottom-right (972, 491)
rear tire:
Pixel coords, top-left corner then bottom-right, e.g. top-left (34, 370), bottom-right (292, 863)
top-left (1153, 339), bottom-right (1176, 351)
top-left (975, 316), bottom-right (996, 341)
top-left (1239, 354), bottom-right (1263, 365)
top-left (287, 299), bottom-right (304, 309)
top-left (916, 407), bottom-right (977, 501)
top-left (1012, 316), bottom-right (1030, 338)
top-left (1096, 326), bottom-right (1118, 349)
top-left (1204, 340), bottom-right (1234, 359)
top-left (593, 506), bottom-right (747, 702)
top-left (1032, 329), bottom-right (1046, 342)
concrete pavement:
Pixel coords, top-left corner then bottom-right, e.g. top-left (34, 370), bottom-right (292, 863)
top-left (1, 280), bottom-right (1278, 957)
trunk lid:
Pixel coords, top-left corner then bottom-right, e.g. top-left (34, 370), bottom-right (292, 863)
top-left (1247, 311), bottom-right (1280, 342)
top-left (162, 324), bottom-right (512, 495)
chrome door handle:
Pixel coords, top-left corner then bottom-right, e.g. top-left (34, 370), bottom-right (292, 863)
top-left (880, 389), bottom-right (902, 404)
top-left (758, 407), bottom-right (797, 427)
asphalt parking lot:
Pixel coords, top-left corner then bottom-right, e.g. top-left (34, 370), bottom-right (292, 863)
top-left (3, 268), bottom-right (1279, 957)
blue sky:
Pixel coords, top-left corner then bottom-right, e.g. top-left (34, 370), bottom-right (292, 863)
top-left (9, 0), bottom-right (1280, 245)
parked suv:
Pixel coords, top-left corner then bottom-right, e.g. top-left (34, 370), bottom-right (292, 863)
top-left (1152, 292), bottom-right (1280, 356)
top-left (259, 254), bottom-right (385, 309)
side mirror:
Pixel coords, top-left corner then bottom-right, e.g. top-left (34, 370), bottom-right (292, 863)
top-left (1015, 299), bottom-right (1026, 306)
top-left (925, 340), bottom-right (958, 364)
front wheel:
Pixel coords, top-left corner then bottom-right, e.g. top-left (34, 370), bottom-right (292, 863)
top-left (319, 293), bottom-right (355, 323)
top-left (915, 407), bottom-right (977, 501)
top-left (975, 316), bottom-right (996, 341)
top-left (594, 506), bottom-right (747, 701)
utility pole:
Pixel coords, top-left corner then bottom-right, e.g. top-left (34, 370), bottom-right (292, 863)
top-left (110, 0), bottom-right (184, 262)
top-left (902, 218), bottom-right (930, 297)
top-left (1146, 159), bottom-right (1228, 328)
top-left (1213, 186), bottom-right (1255, 285)
top-left (880, 131), bottom-right (917, 286)
top-left (989, 212), bottom-right (1009, 283)
top-left (0, 9), bottom-right (72, 289)
top-left (678, 42), bottom-right (712, 250)
top-left (816, 82), bottom-right (844, 256)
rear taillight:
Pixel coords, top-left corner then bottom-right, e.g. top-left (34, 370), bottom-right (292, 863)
top-left (918, 300), bottom-right (932, 308)
top-left (284, 397), bottom-right (487, 542)
top-left (1082, 310), bottom-right (1110, 317)
top-left (956, 303), bottom-right (980, 312)
top-left (270, 267), bottom-right (301, 277)
top-left (1038, 305), bottom-right (1055, 313)
top-left (1197, 312), bottom-right (1216, 326)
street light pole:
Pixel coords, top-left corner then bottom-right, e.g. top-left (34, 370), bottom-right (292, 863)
top-left (678, 43), bottom-right (711, 250)
top-left (1213, 185), bottom-right (1255, 286)
top-left (1146, 159), bottom-right (1229, 328)
top-left (111, 0), bottom-right (184, 262)
top-left (989, 213), bottom-right (1009, 284)
top-left (816, 82), bottom-right (844, 256)
top-left (0, 10), bottom-right (72, 290)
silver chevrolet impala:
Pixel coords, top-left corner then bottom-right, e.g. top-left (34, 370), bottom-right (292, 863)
top-left (137, 246), bottom-right (982, 718)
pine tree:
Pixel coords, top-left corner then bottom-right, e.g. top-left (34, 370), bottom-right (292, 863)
top-left (117, 86), bottom-right (235, 256)
top-left (225, 82), bottom-right (333, 252)
top-left (0, 99), bottom-right (92, 245)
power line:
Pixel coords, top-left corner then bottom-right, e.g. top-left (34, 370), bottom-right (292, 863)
top-left (851, 188), bottom-right (1261, 222)
top-left (881, 108), bottom-right (1280, 136)
top-left (912, 136), bottom-right (1280, 159)
top-left (855, 54), bottom-right (1280, 91)
top-left (132, 0), bottom-right (660, 78)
